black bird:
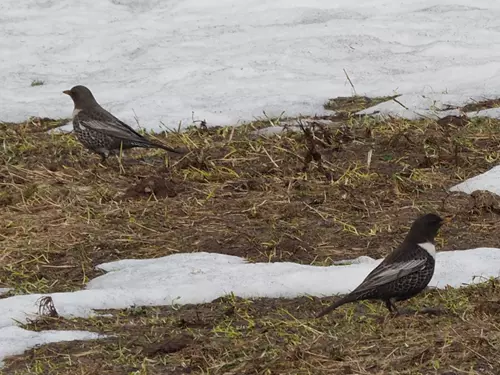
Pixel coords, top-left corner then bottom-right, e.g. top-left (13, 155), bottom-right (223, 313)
top-left (316, 213), bottom-right (447, 318)
top-left (63, 85), bottom-right (182, 162)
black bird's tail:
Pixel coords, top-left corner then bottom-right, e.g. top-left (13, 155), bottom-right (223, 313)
top-left (316, 295), bottom-right (358, 318)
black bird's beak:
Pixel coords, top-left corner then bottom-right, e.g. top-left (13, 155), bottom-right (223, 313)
top-left (63, 90), bottom-right (71, 95)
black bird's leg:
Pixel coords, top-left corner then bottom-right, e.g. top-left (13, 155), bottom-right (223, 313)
top-left (385, 299), bottom-right (399, 314)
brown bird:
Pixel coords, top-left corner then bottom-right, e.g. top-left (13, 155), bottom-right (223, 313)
top-left (63, 85), bottom-right (182, 162)
top-left (317, 213), bottom-right (447, 318)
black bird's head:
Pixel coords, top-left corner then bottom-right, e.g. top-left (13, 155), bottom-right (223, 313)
top-left (63, 85), bottom-right (99, 109)
top-left (406, 213), bottom-right (447, 244)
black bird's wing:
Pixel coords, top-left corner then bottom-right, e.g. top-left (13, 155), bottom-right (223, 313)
top-left (351, 257), bottom-right (426, 295)
top-left (316, 242), bottom-right (427, 318)
top-left (349, 240), bottom-right (429, 296)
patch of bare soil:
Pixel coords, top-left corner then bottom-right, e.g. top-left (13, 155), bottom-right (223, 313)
top-left (7, 281), bottom-right (500, 374)
top-left (1, 112), bottom-right (500, 373)
top-left (461, 98), bottom-right (500, 112)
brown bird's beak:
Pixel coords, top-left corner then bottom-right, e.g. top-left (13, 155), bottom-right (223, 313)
top-left (63, 90), bottom-right (71, 95)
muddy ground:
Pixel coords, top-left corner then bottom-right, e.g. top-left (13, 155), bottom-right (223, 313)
top-left (1, 99), bottom-right (500, 374)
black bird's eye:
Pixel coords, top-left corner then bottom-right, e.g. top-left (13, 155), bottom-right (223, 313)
top-left (431, 216), bottom-right (443, 225)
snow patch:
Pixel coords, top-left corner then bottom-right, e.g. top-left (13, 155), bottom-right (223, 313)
top-left (450, 165), bottom-right (500, 196)
top-left (3, 1), bottom-right (500, 129)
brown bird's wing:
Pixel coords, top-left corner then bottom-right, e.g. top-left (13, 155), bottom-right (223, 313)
top-left (75, 107), bottom-right (183, 154)
top-left (75, 107), bottom-right (150, 143)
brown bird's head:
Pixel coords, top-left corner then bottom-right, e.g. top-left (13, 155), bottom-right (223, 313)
top-left (63, 85), bottom-right (99, 109)
top-left (406, 213), bottom-right (449, 244)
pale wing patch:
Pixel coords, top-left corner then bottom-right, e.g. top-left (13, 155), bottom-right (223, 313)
top-left (80, 119), bottom-right (142, 141)
top-left (72, 108), bottom-right (81, 117)
top-left (418, 242), bottom-right (436, 258)
top-left (355, 258), bottom-right (426, 292)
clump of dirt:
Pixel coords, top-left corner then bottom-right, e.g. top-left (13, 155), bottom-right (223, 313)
top-left (461, 98), bottom-right (500, 112)
top-left (123, 175), bottom-right (184, 199)
top-left (222, 178), bottom-right (268, 192)
top-left (437, 115), bottom-right (470, 127)
top-left (142, 334), bottom-right (193, 355)
top-left (469, 190), bottom-right (500, 215)
top-left (441, 192), bottom-right (471, 214)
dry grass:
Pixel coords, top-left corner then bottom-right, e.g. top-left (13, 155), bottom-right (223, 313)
top-left (1, 101), bottom-right (500, 374)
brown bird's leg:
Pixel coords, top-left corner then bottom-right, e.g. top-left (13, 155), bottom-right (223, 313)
top-left (96, 153), bottom-right (109, 165)
top-left (97, 149), bottom-right (111, 164)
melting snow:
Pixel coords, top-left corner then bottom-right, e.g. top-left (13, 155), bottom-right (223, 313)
top-left (3, 1), bottom-right (500, 130)
top-left (1, 248), bottom-right (500, 365)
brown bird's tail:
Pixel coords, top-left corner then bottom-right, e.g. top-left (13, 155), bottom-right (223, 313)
top-left (147, 141), bottom-right (185, 154)
top-left (316, 295), bottom-right (357, 318)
